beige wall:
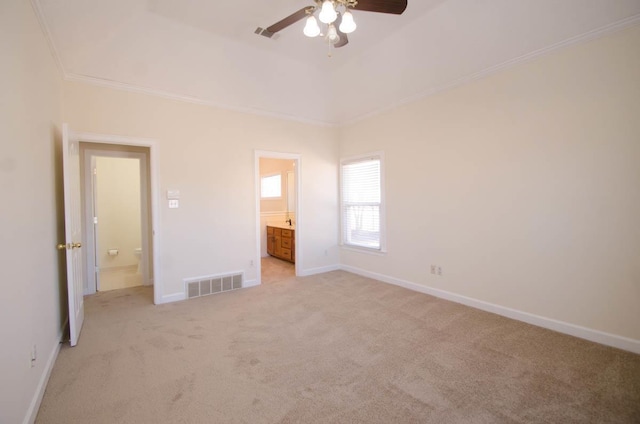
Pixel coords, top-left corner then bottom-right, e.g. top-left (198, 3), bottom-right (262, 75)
top-left (4, 3), bottom-right (638, 421)
top-left (62, 81), bottom-right (340, 298)
top-left (339, 25), bottom-right (640, 341)
top-left (95, 156), bottom-right (142, 269)
top-left (0, 1), bottom-right (64, 423)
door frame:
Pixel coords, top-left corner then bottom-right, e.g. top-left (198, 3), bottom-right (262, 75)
top-left (254, 151), bottom-right (302, 283)
top-left (82, 149), bottom-right (151, 293)
top-left (76, 132), bottom-right (162, 305)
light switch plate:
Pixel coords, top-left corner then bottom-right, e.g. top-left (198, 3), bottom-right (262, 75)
top-left (167, 190), bottom-right (180, 200)
top-left (168, 199), bottom-right (179, 208)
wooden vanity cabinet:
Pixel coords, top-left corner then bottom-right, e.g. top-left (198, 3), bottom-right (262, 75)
top-left (267, 226), bottom-right (295, 263)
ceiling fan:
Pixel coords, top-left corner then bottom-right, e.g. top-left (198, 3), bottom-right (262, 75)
top-left (255, 0), bottom-right (408, 48)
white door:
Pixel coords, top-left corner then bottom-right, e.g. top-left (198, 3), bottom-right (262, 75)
top-left (60, 124), bottom-right (85, 346)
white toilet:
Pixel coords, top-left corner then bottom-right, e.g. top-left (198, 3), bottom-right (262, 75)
top-left (134, 248), bottom-right (142, 274)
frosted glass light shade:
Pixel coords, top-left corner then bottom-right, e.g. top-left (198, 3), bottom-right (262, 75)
top-left (303, 16), bottom-right (320, 37)
top-left (319, 0), bottom-right (337, 24)
top-left (339, 10), bottom-right (356, 34)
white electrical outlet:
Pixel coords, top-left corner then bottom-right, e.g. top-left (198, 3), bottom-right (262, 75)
top-left (437, 266), bottom-right (443, 276)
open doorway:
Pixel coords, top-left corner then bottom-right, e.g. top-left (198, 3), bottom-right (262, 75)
top-left (255, 151), bottom-right (301, 284)
top-left (80, 142), bottom-right (155, 302)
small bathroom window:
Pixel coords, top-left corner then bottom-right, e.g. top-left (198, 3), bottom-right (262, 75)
top-left (261, 174), bottom-right (281, 199)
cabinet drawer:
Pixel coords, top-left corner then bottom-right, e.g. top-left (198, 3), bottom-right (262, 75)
top-left (267, 227), bottom-right (274, 235)
top-left (281, 248), bottom-right (292, 260)
top-left (281, 229), bottom-right (292, 238)
top-left (281, 238), bottom-right (292, 249)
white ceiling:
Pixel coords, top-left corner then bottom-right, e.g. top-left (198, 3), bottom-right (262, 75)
top-left (35, 0), bottom-right (640, 125)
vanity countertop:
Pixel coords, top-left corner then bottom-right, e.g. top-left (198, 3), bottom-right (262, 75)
top-left (267, 222), bottom-right (296, 230)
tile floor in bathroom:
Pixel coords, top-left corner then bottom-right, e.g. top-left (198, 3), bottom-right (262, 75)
top-left (261, 256), bottom-right (295, 284)
top-left (98, 265), bottom-right (143, 291)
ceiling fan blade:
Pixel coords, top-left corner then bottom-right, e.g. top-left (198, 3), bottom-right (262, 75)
top-left (266, 6), bottom-right (315, 34)
top-left (334, 13), bottom-right (349, 48)
top-left (354, 0), bottom-right (408, 14)
top-left (334, 34), bottom-right (349, 48)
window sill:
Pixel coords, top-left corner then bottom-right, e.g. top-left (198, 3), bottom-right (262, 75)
top-left (340, 245), bottom-right (387, 256)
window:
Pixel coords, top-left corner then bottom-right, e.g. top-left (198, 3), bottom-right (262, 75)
top-left (340, 153), bottom-right (385, 251)
top-left (261, 174), bottom-right (281, 198)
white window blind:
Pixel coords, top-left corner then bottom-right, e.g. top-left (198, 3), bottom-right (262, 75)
top-left (341, 154), bottom-right (383, 250)
top-left (261, 174), bottom-right (281, 198)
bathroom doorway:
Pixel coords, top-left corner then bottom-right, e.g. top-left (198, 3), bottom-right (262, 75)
top-left (80, 144), bottom-right (154, 296)
top-left (255, 151), bottom-right (301, 284)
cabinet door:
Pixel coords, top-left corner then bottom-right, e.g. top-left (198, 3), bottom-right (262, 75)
top-left (274, 235), bottom-right (282, 257)
top-left (273, 228), bottom-right (282, 256)
top-left (267, 232), bottom-right (275, 255)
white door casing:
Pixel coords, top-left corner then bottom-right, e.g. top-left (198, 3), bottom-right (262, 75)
top-left (62, 124), bottom-right (85, 346)
top-left (74, 131), bottom-right (161, 304)
top-left (254, 151), bottom-right (302, 284)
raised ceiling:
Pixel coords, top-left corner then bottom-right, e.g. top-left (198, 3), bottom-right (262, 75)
top-left (34, 0), bottom-right (640, 125)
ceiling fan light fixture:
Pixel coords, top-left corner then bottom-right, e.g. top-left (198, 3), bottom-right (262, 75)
top-left (339, 10), bottom-right (356, 34)
top-left (319, 0), bottom-right (337, 24)
top-left (303, 15), bottom-right (321, 37)
top-left (261, 0), bottom-right (409, 51)
top-left (327, 24), bottom-right (340, 44)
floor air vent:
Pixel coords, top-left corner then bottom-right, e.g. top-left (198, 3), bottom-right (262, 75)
top-left (185, 272), bottom-right (243, 300)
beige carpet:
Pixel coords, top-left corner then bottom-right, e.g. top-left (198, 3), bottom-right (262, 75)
top-left (37, 271), bottom-right (640, 423)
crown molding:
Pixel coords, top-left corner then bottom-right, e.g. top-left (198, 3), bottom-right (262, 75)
top-left (28, 0), bottom-right (640, 128)
top-left (30, 0), bottom-right (334, 128)
top-left (64, 73), bottom-right (336, 128)
top-left (341, 13), bottom-right (640, 127)
top-left (30, 0), bottom-right (66, 78)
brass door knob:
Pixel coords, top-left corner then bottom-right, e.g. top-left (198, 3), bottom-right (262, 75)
top-left (57, 243), bottom-right (67, 250)
top-left (72, 242), bottom-right (82, 249)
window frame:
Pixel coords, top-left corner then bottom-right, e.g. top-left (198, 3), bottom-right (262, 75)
top-left (339, 151), bottom-right (386, 254)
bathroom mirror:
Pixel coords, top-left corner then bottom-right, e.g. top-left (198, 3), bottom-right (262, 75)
top-left (286, 171), bottom-right (295, 214)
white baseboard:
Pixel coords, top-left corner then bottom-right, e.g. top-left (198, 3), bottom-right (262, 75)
top-left (340, 265), bottom-right (640, 355)
top-left (243, 279), bottom-right (259, 288)
top-left (23, 318), bottom-right (67, 424)
top-left (156, 291), bottom-right (185, 304)
top-left (299, 264), bottom-right (341, 277)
